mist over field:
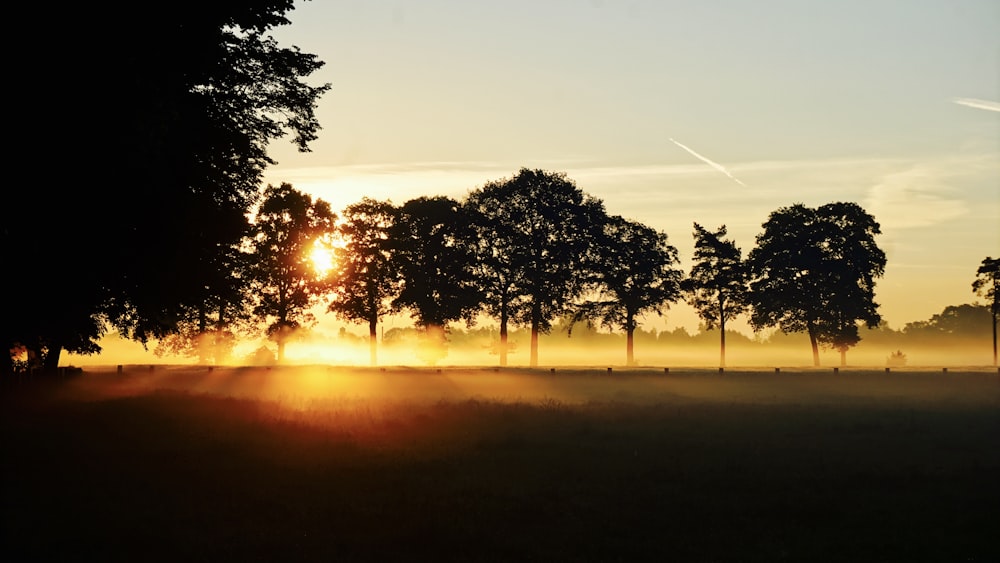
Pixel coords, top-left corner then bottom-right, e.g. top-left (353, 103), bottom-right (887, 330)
top-left (6, 364), bottom-right (999, 562)
top-left (67, 321), bottom-right (996, 370)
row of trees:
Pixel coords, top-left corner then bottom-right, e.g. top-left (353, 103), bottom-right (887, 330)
top-left (5, 3), bottom-right (996, 373)
top-left (153, 168), bottom-right (895, 369)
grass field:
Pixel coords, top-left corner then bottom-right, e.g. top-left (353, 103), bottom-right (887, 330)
top-left (3, 366), bottom-right (999, 562)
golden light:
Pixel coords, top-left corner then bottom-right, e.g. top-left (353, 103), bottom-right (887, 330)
top-left (310, 241), bottom-right (335, 276)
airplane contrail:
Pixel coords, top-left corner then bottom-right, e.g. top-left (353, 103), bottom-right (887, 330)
top-left (669, 138), bottom-right (747, 187)
top-left (953, 97), bottom-right (1000, 112)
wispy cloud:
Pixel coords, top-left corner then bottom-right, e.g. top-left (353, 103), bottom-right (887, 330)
top-left (668, 138), bottom-right (747, 187)
top-left (953, 97), bottom-right (1000, 112)
top-left (865, 162), bottom-right (974, 230)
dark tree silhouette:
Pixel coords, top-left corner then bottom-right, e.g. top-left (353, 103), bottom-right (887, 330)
top-left (390, 196), bottom-right (480, 364)
top-left (748, 202), bottom-right (885, 366)
top-left (153, 241), bottom-right (258, 365)
top-left (3, 1), bottom-right (329, 375)
top-left (327, 198), bottom-right (400, 366)
top-left (248, 183), bottom-right (337, 363)
top-left (680, 223), bottom-right (748, 367)
top-left (573, 215), bottom-right (682, 366)
top-left (972, 257), bottom-right (1000, 366)
top-left (466, 169), bottom-right (605, 367)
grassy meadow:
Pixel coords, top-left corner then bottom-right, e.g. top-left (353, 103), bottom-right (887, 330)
top-left (3, 365), bottom-right (999, 562)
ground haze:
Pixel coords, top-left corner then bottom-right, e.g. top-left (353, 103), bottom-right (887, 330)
top-left (3, 366), bottom-right (998, 562)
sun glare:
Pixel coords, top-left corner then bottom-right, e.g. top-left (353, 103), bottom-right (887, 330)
top-left (310, 242), bottom-right (335, 276)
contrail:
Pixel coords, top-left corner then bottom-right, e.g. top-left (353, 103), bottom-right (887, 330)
top-left (669, 138), bottom-right (747, 187)
top-left (953, 97), bottom-right (1000, 112)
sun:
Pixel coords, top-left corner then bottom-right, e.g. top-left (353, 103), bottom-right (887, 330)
top-left (310, 241), bottom-right (336, 276)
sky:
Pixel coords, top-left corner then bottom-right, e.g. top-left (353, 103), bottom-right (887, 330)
top-left (260, 0), bottom-right (999, 336)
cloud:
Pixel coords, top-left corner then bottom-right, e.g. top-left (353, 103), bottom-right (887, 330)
top-left (865, 163), bottom-right (969, 230)
top-left (668, 138), bottom-right (747, 187)
top-left (953, 98), bottom-right (1000, 112)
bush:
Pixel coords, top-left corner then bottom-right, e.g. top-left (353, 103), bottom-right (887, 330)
top-left (887, 350), bottom-right (907, 367)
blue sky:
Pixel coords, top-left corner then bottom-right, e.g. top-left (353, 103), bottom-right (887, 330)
top-left (262, 0), bottom-right (1000, 334)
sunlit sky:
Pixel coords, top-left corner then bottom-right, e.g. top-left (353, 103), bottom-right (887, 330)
top-left (262, 0), bottom-right (999, 336)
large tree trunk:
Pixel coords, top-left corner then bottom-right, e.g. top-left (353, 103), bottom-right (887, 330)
top-left (499, 323), bottom-right (508, 367)
top-left (43, 339), bottom-right (63, 373)
top-left (215, 303), bottom-right (228, 365)
top-left (807, 324), bottom-right (820, 367)
top-left (719, 300), bottom-right (727, 368)
top-left (625, 310), bottom-right (635, 366)
top-left (626, 328), bottom-right (635, 366)
top-left (499, 303), bottom-right (509, 367)
top-left (840, 348), bottom-right (847, 367)
top-left (368, 317), bottom-right (378, 366)
top-left (197, 305), bottom-right (209, 365)
top-left (529, 303), bottom-right (540, 367)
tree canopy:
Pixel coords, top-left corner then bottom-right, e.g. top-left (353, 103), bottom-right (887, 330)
top-left (747, 202), bottom-right (885, 366)
top-left (573, 215), bottom-right (682, 366)
top-left (327, 198), bottom-right (400, 366)
top-left (972, 256), bottom-right (1000, 366)
top-left (466, 169), bottom-right (606, 367)
top-left (4, 1), bottom-right (329, 374)
top-left (390, 196), bottom-right (480, 364)
top-left (680, 223), bottom-right (748, 367)
top-left (248, 183), bottom-right (337, 363)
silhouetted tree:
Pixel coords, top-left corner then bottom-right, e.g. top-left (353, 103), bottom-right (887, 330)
top-left (972, 257), bottom-right (1000, 366)
top-left (680, 223), bottom-right (748, 367)
top-left (4, 1), bottom-right (329, 374)
top-left (903, 304), bottom-right (992, 339)
top-left (747, 202), bottom-right (885, 366)
top-left (153, 242), bottom-right (257, 365)
top-left (390, 196), bottom-right (480, 364)
top-left (572, 215), bottom-right (682, 366)
top-left (327, 198), bottom-right (400, 366)
top-left (466, 169), bottom-right (605, 367)
top-left (248, 183), bottom-right (337, 363)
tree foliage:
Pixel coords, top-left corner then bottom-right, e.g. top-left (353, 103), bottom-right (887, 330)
top-left (389, 197), bottom-right (480, 364)
top-left (4, 1), bottom-right (329, 374)
top-left (327, 198), bottom-right (400, 366)
top-left (680, 223), bottom-right (748, 367)
top-left (573, 215), bottom-right (682, 366)
top-left (152, 242), bottom-right (258, 365)
top-left (747, 202), bottom-right (885, 366)
top-left (972, 256), bottom-right (1000, 366)
top-left (248, 183), bottom-right (337, 362)
top-left (466, 169), bottom-right (605, 366)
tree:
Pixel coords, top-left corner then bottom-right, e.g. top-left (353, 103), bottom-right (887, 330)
top-left (390, 196), bottom-right (481, 364)
top-left (747, 202), bottom-right (885, 366)
top-left (466, 169), bottom-right (605, 367)
top-left (573, 215), bottom-right (682, 366)
top-left (3, 1), bottom-right (329, 375)
top-left (247, 183), bottom-right (337, 363)
top-left (327, 198), bottom-right (400, 366)
top-left (152, 242), bottom-right (258, 365)
top-left (680, 223), bottom-right (748, 367)
top-left (972, 257), bottom-right (1000, 366)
